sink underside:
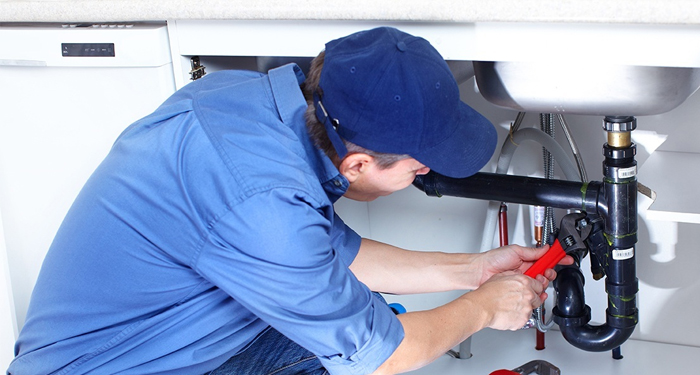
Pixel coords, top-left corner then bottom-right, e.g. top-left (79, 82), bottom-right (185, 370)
top-left (473, 61), bottom-right (700, 116)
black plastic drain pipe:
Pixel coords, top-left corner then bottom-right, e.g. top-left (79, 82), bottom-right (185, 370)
top-left (412, 171), bottom-right (602, 213)
top-left (412, 118), bottom-right (639, 353)
top-left (553, 116), bottom-right (639, 353)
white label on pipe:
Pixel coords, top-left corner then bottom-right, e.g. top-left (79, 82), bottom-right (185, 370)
top-left (617, 166), bottom-right (637, 179)
top-left (613, 248), bottom-right (634, 260)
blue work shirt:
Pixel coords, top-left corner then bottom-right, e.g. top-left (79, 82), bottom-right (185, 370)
top-left (9, 64), bottom-right (404, 375)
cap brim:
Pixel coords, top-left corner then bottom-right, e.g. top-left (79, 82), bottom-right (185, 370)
top-left (413, 102), bottom-right (497, 178)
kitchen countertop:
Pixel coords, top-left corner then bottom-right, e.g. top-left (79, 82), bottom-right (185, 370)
top-left (1, 0), bottom-right (700, 24)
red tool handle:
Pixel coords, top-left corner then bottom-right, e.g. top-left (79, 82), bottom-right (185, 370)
top-left (524, 239), bottom-right (564, 278)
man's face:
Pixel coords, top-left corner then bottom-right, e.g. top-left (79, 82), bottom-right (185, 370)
top-left (343, 157), bottom-right (430, 202)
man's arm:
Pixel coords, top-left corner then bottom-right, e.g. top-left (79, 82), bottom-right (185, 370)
top-left (370, 270), bottom-right (548, 374)
top-left (351, 237), bottom-right (565, 374)
top-left (348, 238), bottom-right (480, 294)
top-left (349, 238), bottom-right (564, 295)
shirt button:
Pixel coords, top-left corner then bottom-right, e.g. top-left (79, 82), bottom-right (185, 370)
top-left (334, 180), bottom-right (342, 187)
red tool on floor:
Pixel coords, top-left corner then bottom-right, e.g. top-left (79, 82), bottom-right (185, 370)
top-left (490, 359), bottom-right (561, 375)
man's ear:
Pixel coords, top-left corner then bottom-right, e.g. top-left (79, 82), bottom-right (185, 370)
top-left (338, 153), bottom-right (374, 183)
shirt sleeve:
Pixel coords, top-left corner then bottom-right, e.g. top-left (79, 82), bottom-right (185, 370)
top-left (194, 188), bottom-right (404, 375)
top-left (329, 212), bottom-right (362, 268)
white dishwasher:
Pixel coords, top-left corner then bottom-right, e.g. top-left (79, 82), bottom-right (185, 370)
top-left (0, 22), bottom-right (176, 365)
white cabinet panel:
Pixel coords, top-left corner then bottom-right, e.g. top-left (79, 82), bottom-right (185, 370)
top-left (0, 23), bottom-right (176, 339)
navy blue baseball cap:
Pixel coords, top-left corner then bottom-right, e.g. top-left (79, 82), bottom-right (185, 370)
top-left (313, 27), bottom-right (497, 179)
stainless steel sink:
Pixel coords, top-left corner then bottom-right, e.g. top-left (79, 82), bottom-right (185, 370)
top-left (473, 61), bottom-right (700, 116)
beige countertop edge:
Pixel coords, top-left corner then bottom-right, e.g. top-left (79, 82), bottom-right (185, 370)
top-left (2, 0), bottom-right (700, 24)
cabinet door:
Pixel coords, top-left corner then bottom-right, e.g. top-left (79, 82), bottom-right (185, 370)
top-left (0, 210), bottom-right (17, 369)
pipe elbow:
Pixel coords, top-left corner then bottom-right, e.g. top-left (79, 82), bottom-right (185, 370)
top-left (553, 266), bottom-right (587, 317)
top-left (558, 316), bottom-right (636, 352)
top-left (553, 265), bottom-right (638, 352)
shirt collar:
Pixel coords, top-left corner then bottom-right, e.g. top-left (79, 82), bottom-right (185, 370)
top-left (268, 63), bottom-right (306, 124)
top-left (267, 63), bottom-right (349, 203)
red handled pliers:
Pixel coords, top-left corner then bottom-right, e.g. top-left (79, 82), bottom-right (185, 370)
top-left (524, 211), bottom-right (592, 278)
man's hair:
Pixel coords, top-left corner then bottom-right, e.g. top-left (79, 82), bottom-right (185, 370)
top-left (301, 51), bottom-right (410, 169)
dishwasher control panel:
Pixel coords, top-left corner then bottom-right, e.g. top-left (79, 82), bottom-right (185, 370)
top-left (61, 43), bottom-right (115, 57)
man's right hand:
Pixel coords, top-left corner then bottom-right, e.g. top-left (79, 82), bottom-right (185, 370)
top-left (464, 271), bottom-right (547, 331)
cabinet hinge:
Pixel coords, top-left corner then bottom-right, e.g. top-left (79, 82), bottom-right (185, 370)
top-left (189, 56), bottom-right (206, 81)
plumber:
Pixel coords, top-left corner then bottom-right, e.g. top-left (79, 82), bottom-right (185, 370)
top-left (8, 27), bottom-right (568, 375)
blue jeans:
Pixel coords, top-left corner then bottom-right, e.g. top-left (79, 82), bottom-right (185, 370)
top-left (206, 293), bottom-right (391, 375)
top-left (205, 326), bottom-right (328, 375)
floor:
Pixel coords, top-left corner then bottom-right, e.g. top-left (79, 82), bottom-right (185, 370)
top-left (407, 328), bottom-right (699, 374)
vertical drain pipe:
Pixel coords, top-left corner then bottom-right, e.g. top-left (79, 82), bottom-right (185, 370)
top-left (552, 116), bottom-right (639, 353)
top-left (602, 116), bottom-right (639, 358)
